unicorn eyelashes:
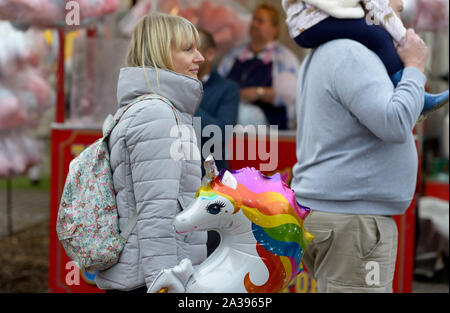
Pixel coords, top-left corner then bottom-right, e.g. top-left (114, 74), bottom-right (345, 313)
top-left (149, 155), bottom-right (314, 293)
top-left (206, 201), bottom-right (226, 215)
top-left (174, 187), bottom-right (236, 234)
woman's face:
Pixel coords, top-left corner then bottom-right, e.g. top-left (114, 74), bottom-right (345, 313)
top-left (171, 41), bottom-right (205, 79)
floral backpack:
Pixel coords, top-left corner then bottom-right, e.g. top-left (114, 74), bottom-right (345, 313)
top-left (56, 94), bottom-right (179, 272)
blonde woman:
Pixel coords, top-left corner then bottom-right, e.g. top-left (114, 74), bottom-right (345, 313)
top-left (95, 12), bottom-right (207, 293)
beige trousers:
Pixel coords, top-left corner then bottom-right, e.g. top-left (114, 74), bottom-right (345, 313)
top-left (302, 211), bottom-right (398, 293)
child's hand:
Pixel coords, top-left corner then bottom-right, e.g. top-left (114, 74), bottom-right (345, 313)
top-left (397, 29), bottom-right (428, 74)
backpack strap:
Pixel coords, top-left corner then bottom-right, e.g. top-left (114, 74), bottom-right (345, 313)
top-left (119, 211), bottom-right (138, 242)
top-left (102, 93), bottom-right (180, 139)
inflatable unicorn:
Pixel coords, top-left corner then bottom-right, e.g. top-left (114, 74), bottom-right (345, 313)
top-left (149, 156), bottom-right (313, 293)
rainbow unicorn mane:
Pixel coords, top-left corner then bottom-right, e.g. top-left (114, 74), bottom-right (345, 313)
top-left (202, 167), bottom-right (314, 293)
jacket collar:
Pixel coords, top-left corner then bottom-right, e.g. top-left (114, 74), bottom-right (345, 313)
top-left (116, 67), bottom-right (204, 115)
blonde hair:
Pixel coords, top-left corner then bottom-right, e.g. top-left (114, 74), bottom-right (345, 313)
top-left (125, 12), bottom-right (201, 90)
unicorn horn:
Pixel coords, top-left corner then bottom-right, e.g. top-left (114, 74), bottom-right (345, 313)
top-left (202, 155), bottom-right (219, 185)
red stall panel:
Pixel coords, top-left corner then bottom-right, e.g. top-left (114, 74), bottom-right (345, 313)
top-left (48, 125), bottom-right (104, 293)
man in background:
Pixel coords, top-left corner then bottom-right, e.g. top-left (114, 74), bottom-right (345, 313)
top-left (219, 3), bottom-right (299, 130)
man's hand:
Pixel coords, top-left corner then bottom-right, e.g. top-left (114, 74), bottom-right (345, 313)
top-left (241, 87), bottom-right (276, 105)
top-left (241, 87), bottom-right (260, 103)
top-left (397, 29), bottom-right (428, 74)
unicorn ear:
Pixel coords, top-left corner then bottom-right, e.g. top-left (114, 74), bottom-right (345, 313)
top-left (201, 155), bottom-right (219, 186)
top-left (221, 170), bottom-right (237, 190)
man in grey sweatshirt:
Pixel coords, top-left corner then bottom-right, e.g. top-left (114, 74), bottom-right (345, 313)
top-left (291, 29), bottom-right (428, 292)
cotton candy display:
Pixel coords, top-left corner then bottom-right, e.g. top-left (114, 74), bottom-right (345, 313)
top-left (415, 0), bottom-right (449, 32)
top-left (0, 22), bottom-right (55, 128)
top-left (0, 0), bottom-right (119, 27)
top-left (0, 131), bottom-right (43, 176)
top-left (118, 0), bottom-right (153, 37)
top-left (402, 0), bottom-right (449, 32)
top-left (0, 1), bottom-right (120, 178)
top-left (0, 21), bottom-right (55, 178)
top-left (174, 0), bottom-right (251, 52)
top-left (0, 85), bottom-right (28, 130)
top-left (119, 0), bottom-right (251, 53)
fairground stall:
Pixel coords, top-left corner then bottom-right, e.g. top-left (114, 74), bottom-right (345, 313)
top-left (43, 0), bottom-right (449, 293)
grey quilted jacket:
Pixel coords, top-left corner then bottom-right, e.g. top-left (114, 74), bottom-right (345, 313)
top-left (95, 67), bottom-right (207, 291)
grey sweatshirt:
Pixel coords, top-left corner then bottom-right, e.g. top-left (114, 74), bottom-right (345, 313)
top-left (291, 39), bottom-right (426, 216)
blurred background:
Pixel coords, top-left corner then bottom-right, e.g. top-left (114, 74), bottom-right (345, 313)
top-left (0, 0), bottom-right (448, 293)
